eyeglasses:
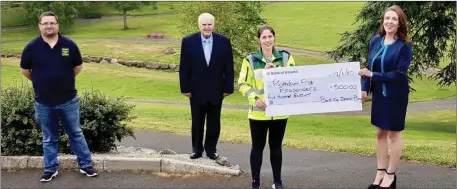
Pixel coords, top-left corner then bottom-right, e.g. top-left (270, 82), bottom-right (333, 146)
top-left (40, 22), bottom-right (58, 26)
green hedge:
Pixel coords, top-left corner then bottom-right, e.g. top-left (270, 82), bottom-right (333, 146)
top-left (1, 84), bottom-right (136, 156)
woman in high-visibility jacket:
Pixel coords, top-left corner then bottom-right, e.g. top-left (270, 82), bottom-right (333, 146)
top-left (237, 25), bottom-right (295, 189)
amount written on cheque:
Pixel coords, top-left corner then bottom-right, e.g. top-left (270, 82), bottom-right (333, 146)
top-left (263, 62), bottom-right (363, 116)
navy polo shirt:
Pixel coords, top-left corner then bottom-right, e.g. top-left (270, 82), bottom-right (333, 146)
top-left (20, 34), bottom-right (83, 106)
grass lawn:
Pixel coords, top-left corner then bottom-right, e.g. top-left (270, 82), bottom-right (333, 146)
top-left (409, 74), bottom-right (456, 102)
top-left (261, 2), bottom-right (364, 51)
top-left (1, 58), bottom-right (455, 104)
top-left (2, 39), bottom-right (333, 65)
top-left (1, 2), bottom-right (363, 53)
top-left (85, 2), bottom-right (183, 17)
top-left (293, 55), bottom-right (335, 66)
top-left (2, 39), bottom-right (181, 64)
top-left (2, 58), bottom-right (248, 104)
top-left (128, 102), bottom-right (456, 167)
top-left (1, 14), bottom-right (183, 42)
top-left (3, 56), bottom-right (455, 166)
top-left (438, 56), bottom-right (452, 69)
top-left (2, 58), bottom-right (455, 105)
top-left (1, 2), bottom-right (183, 27)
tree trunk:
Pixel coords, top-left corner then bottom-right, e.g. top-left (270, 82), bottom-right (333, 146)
top-left (123, 10), bottom-right (128, 29)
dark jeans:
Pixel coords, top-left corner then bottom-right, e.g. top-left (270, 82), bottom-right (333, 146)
top-left (249, 118), bottom-right (287, 184)
top-left (34, 96), bottom-right (93, 173)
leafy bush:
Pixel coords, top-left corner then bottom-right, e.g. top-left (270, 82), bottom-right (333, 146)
top-left (1, 83), bottom-right (136, 156)
top-left (1, 84), bottom-right (42, 156)
top-left (79, 89), bottom-right (136, 153)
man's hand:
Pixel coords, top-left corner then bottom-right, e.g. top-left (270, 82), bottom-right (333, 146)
top-left (255, 98), bottom-right (266, 108)
top-left (358, 68), bottom-right (372, 77)
top-left (223, 93), bottom-right (230, 98)
top-left (361, 91), bottom-right (368, 104)
top-left (183, 93), bottom-right (192, 98)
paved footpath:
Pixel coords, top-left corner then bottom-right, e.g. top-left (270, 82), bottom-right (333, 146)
top-left (1, 169), bottom-right (254, 189)
top-left (127, 97), bottom-right (456, 115)
top-left (4, 129), bottom-right (454, 188)
top-left (119, 130), bottom-right (456, 188)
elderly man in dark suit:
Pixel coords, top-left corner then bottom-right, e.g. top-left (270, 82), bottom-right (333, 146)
top-left (179, 13), bottom-right (234, 160)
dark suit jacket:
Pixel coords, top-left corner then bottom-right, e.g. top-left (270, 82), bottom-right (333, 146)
top-left (179, 32), bottom-right (234, 105)
top-left (362, 34), bottom-right (413, 98)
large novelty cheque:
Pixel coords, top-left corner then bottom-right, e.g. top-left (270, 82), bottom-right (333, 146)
top-left (263, 62), bottom-right (363, 116)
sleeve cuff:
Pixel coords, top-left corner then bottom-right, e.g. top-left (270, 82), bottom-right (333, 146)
top-left (247, 94), bottom-right (256, 104)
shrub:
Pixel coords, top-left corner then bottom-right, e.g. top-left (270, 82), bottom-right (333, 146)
top-left (78, 89), bottom-right (136, 153)
top-left (1, 84), bottom-right (43, 156)
top-left (1, 83), bottom-right (136, 156)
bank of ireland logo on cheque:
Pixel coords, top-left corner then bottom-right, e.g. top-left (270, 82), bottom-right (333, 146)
top-left (62, 48), bottom-right (69, 56)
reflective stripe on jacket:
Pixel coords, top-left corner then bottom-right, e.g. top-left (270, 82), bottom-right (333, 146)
top-left (237, 48), bottom-right (296, 120)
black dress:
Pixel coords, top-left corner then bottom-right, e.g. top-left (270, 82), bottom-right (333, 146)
top-left (370, 50), bottom-right (409, 131)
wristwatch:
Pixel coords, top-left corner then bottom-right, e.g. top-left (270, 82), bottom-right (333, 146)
top-left (254, 96), bottom-right (260, 101)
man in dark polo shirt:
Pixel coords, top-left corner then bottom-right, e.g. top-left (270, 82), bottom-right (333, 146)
top-left (20, 11), bottom-right (98, 182)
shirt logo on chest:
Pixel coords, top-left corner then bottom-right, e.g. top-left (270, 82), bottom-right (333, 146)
top-left (62, 48), bottom-right (69, 56)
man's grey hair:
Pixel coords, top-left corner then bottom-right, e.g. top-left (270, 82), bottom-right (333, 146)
top-left (198, 13), bottom-right (215, 26)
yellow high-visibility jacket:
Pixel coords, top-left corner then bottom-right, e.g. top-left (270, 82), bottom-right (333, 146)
top-left (237, 48), bottom-right (296, 120)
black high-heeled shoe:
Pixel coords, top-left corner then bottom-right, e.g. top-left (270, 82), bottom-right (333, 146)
top-left (367, 168), bottom-right (386, 189)
top-left (377, 172), bottom-right (396, 188)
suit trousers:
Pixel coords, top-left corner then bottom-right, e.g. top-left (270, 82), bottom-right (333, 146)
top-left (190, 99), bottom-right (222, 155)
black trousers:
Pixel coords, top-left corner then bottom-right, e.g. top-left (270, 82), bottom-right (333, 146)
top-left (190, 100), bottom-right (222, 155)
top-left (249, 118), bottom-right (287, 184)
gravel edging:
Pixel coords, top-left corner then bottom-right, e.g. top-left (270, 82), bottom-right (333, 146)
top-left (1, 146), bottom-right (242, 176)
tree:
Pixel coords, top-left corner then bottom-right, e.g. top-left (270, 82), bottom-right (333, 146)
top-left (21, 1), bottom-right (87, 32)
top-left (77, 1), bottom-right (106, 19)
top-left (177, 2), bottom-right (266, 76)
top-left (152, 2), bottom-right (157, 10)
top-left (110, 2), bottom-right (150, 29)
top-left (328, 2), bottom-right (456, 87)
top-left (1, 1), bottom-right (22, 12)
top-left (1, 2), bottom-right (15, 12)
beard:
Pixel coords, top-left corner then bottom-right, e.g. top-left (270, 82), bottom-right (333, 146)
top-left (42, 30), bottom-right (57, 37)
